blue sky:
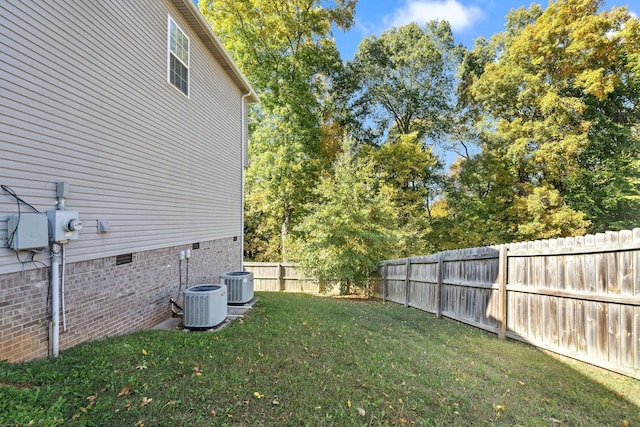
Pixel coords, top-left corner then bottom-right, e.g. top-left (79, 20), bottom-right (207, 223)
top-left (333, 0), bottom-right (639, 60)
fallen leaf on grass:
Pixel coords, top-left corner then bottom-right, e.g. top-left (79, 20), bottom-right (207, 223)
top-left (86, 392), bottom-right (98, 404)
top-left (210, 409), bottom-right (217, 417)
top-left (347, 399), bottom-right (352, 408)
top-left (549, 417), bottom-right (563, 423)
top-left (140, 397), bottom-right (153, 407)
top-left (358, 407), bottom-right (366, 417)
top-left (118, 386), bottom-right (132, 397)
top-left (141, 349), bottom-right (148, 356)
top-left (493, 404), bottom-right (505, 420)
top-left (254, 391), bottom-right (264, 399)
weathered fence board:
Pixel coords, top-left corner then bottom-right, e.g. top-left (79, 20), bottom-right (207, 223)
top-left (376, 229), bottom-right (640, 380)
top-left (243, 262), bottom-right (323, 293)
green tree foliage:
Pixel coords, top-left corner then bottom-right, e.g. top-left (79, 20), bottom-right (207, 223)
top-left (292, 137), bottom-right (399, 293)
top-left (199, 0), bottom-right (355, 261)
top-left (338, 22), bottom-right (462, 254)
top-left (362, 133), bottom-right (441, 256)
top-left (345, 21), bottom-right (464, 143)
top-left (565, 6), bottom-right (640, 230)
top-left (204, 0), bottom-right (639, 266)
top-left (435, 144), bottom-right (520, 249)
top-left (450, 0), bottom-right (639, 243)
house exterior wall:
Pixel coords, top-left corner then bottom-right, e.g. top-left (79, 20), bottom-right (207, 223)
top-left (0, 0), bottom-right (254, 361)
top-left (1, 237), bottom-right (241, 362)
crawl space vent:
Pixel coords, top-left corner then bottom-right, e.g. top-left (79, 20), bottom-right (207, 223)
top-left (115, 253), bottom-right (133, 266)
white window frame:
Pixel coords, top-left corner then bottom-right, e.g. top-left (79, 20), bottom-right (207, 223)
top-left (167, 16), bottom-right (190, 97)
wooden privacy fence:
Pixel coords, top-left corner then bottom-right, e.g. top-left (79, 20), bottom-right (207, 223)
top-left (374, 229), bottom-right (640, 380)
top-left (243, 262), bottom-right (324, 293)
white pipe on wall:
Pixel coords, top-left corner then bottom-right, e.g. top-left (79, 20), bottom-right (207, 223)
top-left (50, 246), bottom-right (60, 358)
top-left (61, 244), bottom-right (67, 332)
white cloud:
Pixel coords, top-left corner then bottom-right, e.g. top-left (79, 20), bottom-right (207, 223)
top-left (385, 0), bottom-right (484, 32)
top-left (355, 20), bottom-right (378, 37)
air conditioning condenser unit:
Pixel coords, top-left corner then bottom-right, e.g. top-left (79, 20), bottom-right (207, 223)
top-left (183, 284), bottom-right (227, 329)
top-left (220, 271), bottom-right (254, 304)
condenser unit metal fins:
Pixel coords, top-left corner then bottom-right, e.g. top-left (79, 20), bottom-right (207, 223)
top-left (183, 284), bottom-right (227, 329)
top-left (220, 271), bottom-right (254, 304)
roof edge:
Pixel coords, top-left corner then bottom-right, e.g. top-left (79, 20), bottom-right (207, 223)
top-left (171, 0), bottom-right (259, 103)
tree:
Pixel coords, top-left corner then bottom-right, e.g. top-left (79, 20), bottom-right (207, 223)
top-left (362, 133), bottom-right (441, 256)
top-left (337, 21), bottom-right (462, 253)
top-left (199, 0), bottom-right (356, 261)
top-left (291, 137), bottom-right (399, 294)
top-left (453, 0), bottom-right (639, 242)
top-left (437, 144), bottom-right (521, 248)
top-left (344, 21), bottom-right (464, 143)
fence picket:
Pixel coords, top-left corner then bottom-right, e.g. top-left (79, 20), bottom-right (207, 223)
top-left (373, 229), bottom-right (640, 379)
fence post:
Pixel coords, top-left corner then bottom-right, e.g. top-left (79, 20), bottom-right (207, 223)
top-left (405, 258), bottom-right (411, 308)
top-left (278, 263), bottom-right (285, 292)
top-left (498, 246), bottom-right (508, 339)
top-left (383, 262), bottom-right (388, 302)
top-left (436, 254), bottom-right (443, 318)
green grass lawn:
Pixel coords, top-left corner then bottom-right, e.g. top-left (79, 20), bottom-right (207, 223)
top-left (1, 292), bottom-right (638, 426)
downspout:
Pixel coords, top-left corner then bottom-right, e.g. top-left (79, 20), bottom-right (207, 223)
top-left (240, 90), bottom-right (252, 270)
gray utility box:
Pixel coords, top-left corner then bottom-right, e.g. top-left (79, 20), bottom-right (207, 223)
top-left (47, 210), bottom-right (81, 242)
top-left (7, 213), bottom-right (49, 251)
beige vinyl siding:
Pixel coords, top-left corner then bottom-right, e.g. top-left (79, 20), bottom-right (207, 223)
top-left (0, 0), bottom-right (245, 274)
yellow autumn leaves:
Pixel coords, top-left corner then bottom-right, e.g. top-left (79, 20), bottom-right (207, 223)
top-left (346, 399), bottom-right (366, 417)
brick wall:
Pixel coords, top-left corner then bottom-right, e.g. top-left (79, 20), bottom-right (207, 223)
top-left (0, 237), bottom-right (241, 363)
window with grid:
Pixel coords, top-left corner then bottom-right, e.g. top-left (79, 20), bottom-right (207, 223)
top-left (167, 17), bottom-right (189, 96)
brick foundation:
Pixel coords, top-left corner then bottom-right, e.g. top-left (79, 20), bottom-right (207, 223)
top-left (0, 237), bottom-right (241, 363)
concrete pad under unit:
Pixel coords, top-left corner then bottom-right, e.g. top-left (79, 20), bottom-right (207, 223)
top-left (152, 298), bottom-right (259, 332)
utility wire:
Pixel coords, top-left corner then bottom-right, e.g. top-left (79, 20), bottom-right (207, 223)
top-left (1, 185), bottom-right (42, 213)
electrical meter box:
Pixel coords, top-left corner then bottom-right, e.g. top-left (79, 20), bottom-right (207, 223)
top-left (7, 213), bottom-right (49, 251)
top-left (47, 210), bottom-right (82, 242)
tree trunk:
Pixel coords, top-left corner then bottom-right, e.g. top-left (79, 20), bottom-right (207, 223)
top-left (281, 208), bottom-right (292, 261)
